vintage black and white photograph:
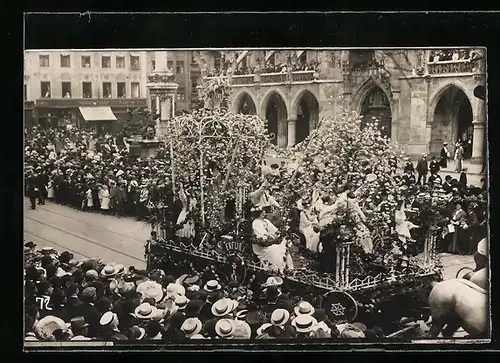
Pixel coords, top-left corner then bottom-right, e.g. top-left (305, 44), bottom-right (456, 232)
top-left (23, 48), bottom-right (489, 347)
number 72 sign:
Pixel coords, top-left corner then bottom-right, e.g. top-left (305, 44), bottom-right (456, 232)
top-left (36, 296), bottom-right (52, 311)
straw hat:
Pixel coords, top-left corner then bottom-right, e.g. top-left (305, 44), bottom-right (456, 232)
top-left (291, 314), bottom-right (317, 333)
top-left (99, 311), bottom-right (118, 328)
top-left (256, 323), bottom-right (272, 335)
top-left (41, 247), bottom-right (54, 254)
top-left (211, 298), bottom-right (238, 317)
top-left (134, 303), bottom-right (158, 320)
top-left (114, 264), bottom-right (125, 275)
top-left (100, 264), bottom-right (117, 278)
top-left (34, 316), bottom-right (67, 341)
top-left (215, 318), bottom-right (237, 339)
top-left (203, 280), bottom-right (222, 292)
top-left (262, 276), bottom-right (283, 288)
top-left (137, 281), bottom-right (164, 303)
top-left (117, 280), bottom-right (135, 295)
top-left (270, 309), bottom-right (290, 326)
top-left (180, 317), bottom-right (203, 338)
top-left (190, 334), bottom-right (206, 339)
top-left (174, 295), bottom-right (190, 311)
top-left (294, 301), bottom-right (315, 316)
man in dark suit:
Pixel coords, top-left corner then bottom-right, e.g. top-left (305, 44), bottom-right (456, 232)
top-left (65, 283), bottom-right (84, 320)
top-left (403, 158), bottom-right (415, 174)
top-left (442, 175), bottom-right (453, 193)
top-left (416, 154), bottom-right (429, 185)
top-left (80, 287), bottom-right (100, 338)
top-left (429, 156), bottom-right (440, 174)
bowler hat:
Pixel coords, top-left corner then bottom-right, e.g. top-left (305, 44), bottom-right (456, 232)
top-left (59, 251), bottom-right (74, 264)
top-left (70, 316), bottom-right (89, 331)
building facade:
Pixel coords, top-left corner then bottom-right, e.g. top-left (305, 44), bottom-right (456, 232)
top-left (197, 49), bottom-right (487, 163)
top-left (24, 50), bottom-right (149, 130)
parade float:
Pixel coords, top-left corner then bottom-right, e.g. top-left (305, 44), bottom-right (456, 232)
top-left (144, 76), bottom-right (444, 334)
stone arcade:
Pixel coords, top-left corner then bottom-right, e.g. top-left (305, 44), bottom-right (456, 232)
top-left (198, 49), bottom-right (486, 164)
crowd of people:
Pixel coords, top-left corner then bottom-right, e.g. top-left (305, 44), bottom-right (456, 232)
top-left (428, 49), bottom-right (481, 63)
top-left (401, 148), bottom-right (487, 256)
top-left (24, 243), bottom-right (392, 342)
top-left (24, 126), bottom-right (178, 222)
top-left (24, 126), bottom-right (487, 257)
top-left (205, 59), bottom-right (320, 78)
top-left (23, 123), bottom-right (489, 342)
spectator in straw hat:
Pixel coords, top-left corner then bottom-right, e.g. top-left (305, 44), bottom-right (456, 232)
top-left (134, 302), bottom-right (158, 320)
top-left (294, 301), bottom-right (315, 316)
top-left (98, 311), bottom-right (120, 340)
top-left (211, 298), bottom-right (238, 318)
top-left (291, 314), bottom-right (317, 340)
top-left (270, 308), bottom-right (290, 328)
top-left (174, 295), bottom-right (190, 312)
top-left (137, 280), bottom-right (164, 303)
top-left (180, 317), bottom-right (203, 338)
top-left (100, 264), bottom-right (117, 279)
top-left (215, 318), bottom-right (237, 339)
top-left (203, 279), bottom-right (222, 293)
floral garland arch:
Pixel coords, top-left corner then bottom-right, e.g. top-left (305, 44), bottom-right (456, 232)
top-left (161, 76), bottom-right (272, 242)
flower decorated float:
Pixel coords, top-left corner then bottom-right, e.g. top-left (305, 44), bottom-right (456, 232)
top-left (144, 79), bottom-right (445, 331)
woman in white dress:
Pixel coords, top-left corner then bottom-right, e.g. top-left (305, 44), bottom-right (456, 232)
top-left (85, 187), bottom-right (94, 210)
top-left (251, 207), bottom-right (294, 273)
top-left (175, 185), bottom-right (196, 240)
top-left (100, 185), bottom-right (110, 211)
top-left (46, 178), bottom-right (54, 200)
top-left (298, 194), bottom-right (320, 253)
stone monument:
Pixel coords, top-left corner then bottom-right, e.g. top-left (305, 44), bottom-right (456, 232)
top-left (128, 51), bottom-right (179, 159)
top-left (147, 51), bottom-right (179, 139)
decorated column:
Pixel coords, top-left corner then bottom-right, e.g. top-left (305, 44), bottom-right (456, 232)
top-left (146, 51), bottom-right (179, 140)
top-left (146, 51), bottom-right (179, 196)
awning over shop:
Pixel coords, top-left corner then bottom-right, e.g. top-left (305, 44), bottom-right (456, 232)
top-left (78, 107), bottom-right (117, 121)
